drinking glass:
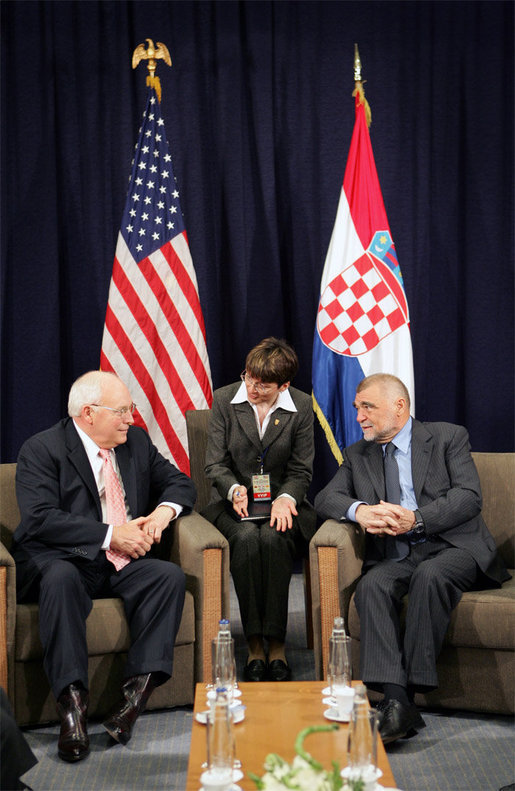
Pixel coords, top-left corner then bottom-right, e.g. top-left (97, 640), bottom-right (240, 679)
top-left (211, 637), bottom-right (236, 702)
top-left (344, 707), bottom-right (381, 791)
top-left (204, 690), bottom-right (234, 791)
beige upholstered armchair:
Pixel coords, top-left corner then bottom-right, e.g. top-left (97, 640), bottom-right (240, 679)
top-left (0, 434), bottom-right (230, 726)
top-left (310, 452), bottom-right (515, 715)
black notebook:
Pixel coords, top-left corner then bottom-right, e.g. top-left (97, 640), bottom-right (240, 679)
top-left (226, 498), bottom-right (272, 522)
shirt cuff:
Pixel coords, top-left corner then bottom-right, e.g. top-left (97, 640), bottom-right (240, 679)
top-left (274, 493), bottom-right (297, 506)
top-left (346, 501), bottom-right (367, 522)
top-left (227, 484), bottom-right (241, 502)
top-left (157, 502), bottom-right (183, 519)
top-left (102, 525), bottom-right (113, 550)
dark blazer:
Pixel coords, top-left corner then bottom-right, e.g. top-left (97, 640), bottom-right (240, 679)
top-left (203, 383), bottom-right (317, 541)
top-left (314, 419), bottom-right (509, 586)
top-left (12, 418), bottom-right (196, 587)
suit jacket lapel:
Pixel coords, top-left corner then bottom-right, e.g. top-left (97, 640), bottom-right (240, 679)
top-left (261, 409), bottom-right (293, 447)
top-left (65, 420), bottom-right (102, 519)
top-left (411, 419), bottom-right (433, 503)
top-left (362, 442), bottom-right (386, 501)
top-left (233, 402), bottom-right (262, 452)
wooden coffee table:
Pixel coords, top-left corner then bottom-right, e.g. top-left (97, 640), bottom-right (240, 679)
top-left (186, 680), bottom-right (397, 790)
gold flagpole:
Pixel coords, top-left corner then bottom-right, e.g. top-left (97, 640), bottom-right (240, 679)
top-left (352, 43), bottom-right (372, 128)
top-left (132, 38), bottom-right (171, 103)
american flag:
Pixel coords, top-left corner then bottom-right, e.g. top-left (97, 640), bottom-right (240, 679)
top-left (101, 87), bottom-right (212, 472)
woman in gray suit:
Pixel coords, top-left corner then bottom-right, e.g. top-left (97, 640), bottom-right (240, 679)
top-left (203, 338), bottom-right (316, 681)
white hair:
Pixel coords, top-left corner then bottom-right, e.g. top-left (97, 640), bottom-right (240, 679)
top-left (357, 373), bottom-right (411, 410)
top-left (67, 371), bottom-right (120, 416)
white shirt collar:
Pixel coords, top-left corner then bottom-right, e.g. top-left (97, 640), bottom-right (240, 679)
top-left (392, 416), bottom-right (412, 454)
top-left (73, 420), bottom-right (107, 461)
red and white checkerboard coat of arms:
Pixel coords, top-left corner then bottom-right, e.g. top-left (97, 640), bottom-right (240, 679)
top-left (317, 231), bottom-right (409, 357)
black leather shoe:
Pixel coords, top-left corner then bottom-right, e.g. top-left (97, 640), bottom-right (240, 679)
top-left (268, 659), bottom-right (292, 682)
top-left (243, 658), bottom-right (267, 682)
top-left (374, 697), bottom-right (390, 728)
top-left (56, 682), bottom-right (90, 762)
top-left (102, 673), bottom-right (156, 745)
top-left (379, 699), bottom-right (426, 744)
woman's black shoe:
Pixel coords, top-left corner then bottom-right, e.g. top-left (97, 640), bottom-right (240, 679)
top-left (268, 659), bottom-right (291, 681)
top-left (243, 658), bottom-right (267, 681)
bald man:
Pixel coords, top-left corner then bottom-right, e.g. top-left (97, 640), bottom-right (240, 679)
top-left (315, 373), bottom-right (508, 744)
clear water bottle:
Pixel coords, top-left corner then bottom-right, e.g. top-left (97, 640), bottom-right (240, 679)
top-left (212, 619), bottom-right (236, 700)
top-left (328, 615), bottom-right (352, 705)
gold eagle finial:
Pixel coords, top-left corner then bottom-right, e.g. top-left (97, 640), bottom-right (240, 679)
top-left (132, 39), bottom-right (171, 102)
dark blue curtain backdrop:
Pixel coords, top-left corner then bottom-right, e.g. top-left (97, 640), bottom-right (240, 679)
top-left (1, 2), bottom-right (513, 492)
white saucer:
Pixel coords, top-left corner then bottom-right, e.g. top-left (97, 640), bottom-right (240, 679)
top-left (198, 786), bottom-right (242, 791)
top-left (195, 706), bottom-right (246, 725)
top-left (198, 769), bottom-right (243, 790)
top-left (323, 707), bottom-right (350, 723)
top-left (322, 685), bottom-right (332, 696)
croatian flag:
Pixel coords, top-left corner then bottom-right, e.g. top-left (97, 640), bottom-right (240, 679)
top-left (312, 89), bottom-right (415, 462)
top-left (101, 87), bottom-right (213, 472)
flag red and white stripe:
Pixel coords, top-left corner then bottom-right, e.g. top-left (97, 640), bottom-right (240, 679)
top-left (101, 88), bottom-right (212, 472)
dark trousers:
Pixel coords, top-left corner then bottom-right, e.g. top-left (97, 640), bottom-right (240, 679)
top-left (354, 537), bottom-right (478, 691)
top-left (18, 554), bottom-right (185, 699)
top-left (0, 687), bottom-right (37, 790)
top-left (215, 512), bottom-right (300, 643)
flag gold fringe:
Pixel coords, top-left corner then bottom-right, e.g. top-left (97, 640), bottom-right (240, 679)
top-left (312, 393), bottom-right (344, 466)
top-left (353, 83), bottom-right (372, 128)
top-left (147, 75), bottom-right (162, 103)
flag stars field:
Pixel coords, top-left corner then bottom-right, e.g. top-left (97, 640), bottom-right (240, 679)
top-left (100, 85), bottom-right (213, 471)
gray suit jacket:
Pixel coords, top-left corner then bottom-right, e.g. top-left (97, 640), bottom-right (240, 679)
top-left (12, 418), bottom-right (196, 591)
top-left (314, 419), bottom-right (509, 586)
top-left (203, 383), bottom-right (317, 541)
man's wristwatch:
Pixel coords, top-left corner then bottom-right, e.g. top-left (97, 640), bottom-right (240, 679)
top-left (405, 510), bottom-right (426, 544)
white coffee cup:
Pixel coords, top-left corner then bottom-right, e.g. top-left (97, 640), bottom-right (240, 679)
top-left (333, 684), bottom-right (355, 718)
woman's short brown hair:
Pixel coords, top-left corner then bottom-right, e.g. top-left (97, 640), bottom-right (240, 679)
top-left (245, 337), bottom-right (299, 385)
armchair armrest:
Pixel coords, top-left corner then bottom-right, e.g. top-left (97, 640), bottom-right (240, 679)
top-left (169, 512), bottom-right (230, 684)
top-left (0, 542), bottom-right (16, 699)
top-left (309, 519), bottom-right (365, 679)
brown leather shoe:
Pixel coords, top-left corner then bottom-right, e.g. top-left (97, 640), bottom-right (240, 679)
top-left (56, 682), bottom-right (90, 762)
top-left (102, 673), bottom-right (156, 745)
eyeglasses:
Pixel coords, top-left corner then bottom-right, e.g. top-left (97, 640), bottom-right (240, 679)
top-left (240, 371), bottom-right (277, 395)
top-left (90, 403), bottom-right (137, 418)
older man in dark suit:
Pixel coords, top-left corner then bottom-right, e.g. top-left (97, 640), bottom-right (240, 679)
top-left (12, 371), bottom-right (196, 762)
top-left (315, 373), bottom-right (509, 744)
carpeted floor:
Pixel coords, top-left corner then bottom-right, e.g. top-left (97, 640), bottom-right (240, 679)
top-left (18, 573), bottom-right (515, 791)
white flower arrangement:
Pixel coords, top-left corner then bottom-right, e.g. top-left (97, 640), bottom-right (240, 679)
top-left (250, 725), bottom-right (364, 791)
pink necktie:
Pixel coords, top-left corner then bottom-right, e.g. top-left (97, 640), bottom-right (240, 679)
top-left (99, 449), bottom-right (131, 571)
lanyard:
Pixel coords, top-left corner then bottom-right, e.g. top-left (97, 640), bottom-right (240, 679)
top-left (257, 447), bottom-right (269, 474)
